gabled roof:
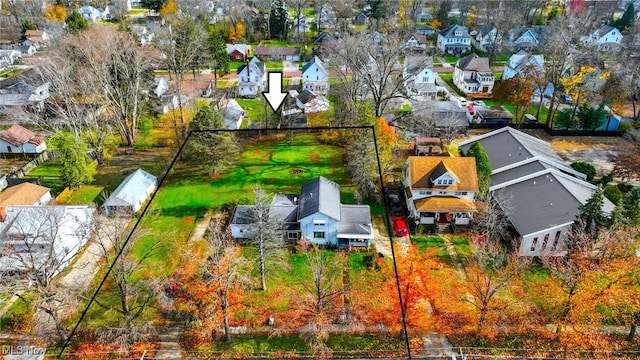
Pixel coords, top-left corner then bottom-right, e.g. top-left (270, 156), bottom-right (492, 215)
top-left (458, 127), bottom-right (565, 171)
top-left (439, 24), bottom-right (471, 38)
top-left (296, 89), bottom-right (316, 104)
top-left (226, 43), bottom-right (250, 54)
top-left (0, 182), bottom-right (49, 210)
top-left (489, 169), bottom-right (614, 237)
top-left (490, 156), bottom-right (587, 186)
top-left (407, 156), bottom-right (479, 191)
top-left (336, 204), bottom-right (373, 239)
top-left (103, 169), bottom-right (157, 208)
top-left (298, 176), bottom-right (341, 220)
top-left (596, 25), bottom-right (618, 38)
top-left (237, 57), bottom-right (266, 76)
top-left (253, 46), bottom-right (300, 56)
top-left (429, 161), bottom-right (460, 183)
top-left (456, 53), bottom-right (492, 73)
top-left (313, 32), bottom-right (338, 45)
top-left (406, 33), bottom-right (427, 44)
top-left (302, 55), bottom-right (329, 75)
top-left (0, 125), bottom-right (43, 146)
top-left (475, 24), bottom-right (496, 37)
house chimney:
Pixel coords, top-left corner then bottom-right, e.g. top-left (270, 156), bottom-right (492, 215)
top-left (246, 59), bottom-right (250, 81)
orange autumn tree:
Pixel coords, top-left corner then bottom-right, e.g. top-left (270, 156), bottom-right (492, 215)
top-left (375, 116), bottom-right (397, 180)
top-left (386, 244), bottom-right (440, 333)
top-left (159, 0), bottom-right (178, 18)
top-left (176, 217), bottom-right (250, 342)
top-left (44, 4), bottom-right (67, 21)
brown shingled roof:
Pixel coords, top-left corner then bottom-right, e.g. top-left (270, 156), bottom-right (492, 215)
top-left (407, 156), bottom-right (479, 191)
top-left (457, 54), bottom-right (492, 73)
top-left (0, 182), bottom-right (51, 220)
top-left (0, 125), bottom-right (43, 146)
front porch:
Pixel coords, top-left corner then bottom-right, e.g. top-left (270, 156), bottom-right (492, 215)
top-left (412, 196), bottom-right (476, 227)
top-left (337, 237), bottom-right (370, 250)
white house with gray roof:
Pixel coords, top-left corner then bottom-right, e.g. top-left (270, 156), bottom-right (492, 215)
top-left (436, 24), bottom-right (471, 55)
top-left (458, 127), bottom-right (613, 256)
top-left (237, 57), bottom-right (267, 98)
top-left (302, 56), bottom-right (330, 95)
top-left (230, 177), bottom-right (374, 249)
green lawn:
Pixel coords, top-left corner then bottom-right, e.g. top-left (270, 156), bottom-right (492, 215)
top-left (26, 161), bottom-right (65, 195)
top-left (445, 56), bottom-right (459, 64)
top-left (484, 100), bottom-right (550, 123)
top-left (259, 40), bottom-right (300, 47)
top-left (195, 333), bottom-right (405, 357)
top-left (264, 61), bottom-right (284, 71)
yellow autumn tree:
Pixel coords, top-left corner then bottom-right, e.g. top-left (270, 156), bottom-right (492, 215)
top-left (159, 0), bottom-right (178, 18)
top-left (560, 65), bottom-right (595, 106)
top-left (398, 0), bottom-right (413, 29)
top-left (44, 4), bottom-right (67, 21)
top-left (429, 18), bottom-right (442, 30)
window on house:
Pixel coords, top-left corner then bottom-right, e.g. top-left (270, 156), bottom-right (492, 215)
top-left (6, 146), bottom-right (11, 152)
top-left (418, 191), bottom-right (431, 195)
top-left (447, 179), bottom-right (453, 185)
top-left (314, 231), bottom-right (325, 239)
top-left (439, 191), bottom-right (446, 194)
top-left (454, 191), bottom-right (468, 196)
top-left (313, 219), bottom-right (325, 225)
top-left (541, 234), bottom-right (550, 251)
top-left (287, 232), bottom-right (298, 240)
top-left (316, 76), bottom-right (319, 80)
top-left (551, 231), bottom-right (561, 251)
top-left (530, 237), bottom-right (538, 252)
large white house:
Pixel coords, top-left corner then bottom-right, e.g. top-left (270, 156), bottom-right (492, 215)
top-left (302, 56), bottom-right (330, 95)
top-left (403, 56), bottom-right (437, 99)
top-left (0, 205), bottom-right (95, 275)
top-left (581, 25), bottom-right (623, 51)
top-left (230, 177), bottom-right (374, 249)
top-left (501, 50), bottom-right (545, 81)
top-left (453, 54), bottom-right (494, 95)
top-left (458, 127), bottom-right (614, 256)
top-left (237, 57), bottom-right (267, 98)
top-left (436, 25), bottom-right (472, 55)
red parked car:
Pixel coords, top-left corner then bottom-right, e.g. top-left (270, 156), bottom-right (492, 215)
top-left (392, 216), bottom-right (408, 237)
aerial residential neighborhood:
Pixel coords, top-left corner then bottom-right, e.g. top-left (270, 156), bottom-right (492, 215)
top-left (0, 0), bottom-right (640, 359)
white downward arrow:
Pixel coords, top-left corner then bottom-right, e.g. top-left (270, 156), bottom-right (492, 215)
top-left (262, 72), bottom-right (287, 113)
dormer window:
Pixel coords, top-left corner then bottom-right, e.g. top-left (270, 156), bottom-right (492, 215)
top-left (455, 30), bottom-right (462, 36)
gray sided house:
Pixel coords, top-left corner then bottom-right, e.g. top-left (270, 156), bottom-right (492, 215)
top-left (0, 125), bottom-right (46, 155)
top-left (103, 169), bottom-right (157, 215)
top-left (230, 177), bottom-right (374, 249)
top-left (458, 127), bottom-right (613, 256)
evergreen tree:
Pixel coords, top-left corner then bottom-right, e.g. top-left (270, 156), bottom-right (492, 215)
top-left (50, 131), bottom-right (96, 189)
top-left (65, 11), bottom-right (89, 32)
top-left (576, 186), bottom-right (609, 239)
top-left (208, 31), bottom-right (230, 87)
top-left (141, 0), bottom-right (166, 12)
top-left (368, 0), bottom-right (387, 20)
top-left (612, 3), bottom-right (635, 32)
top-left (185, 104), bottom-right (238, 175)
top-left (615, 187), bottom-right (640, 226)
top-left (269, 0), bottom-right (288, 40)
top-left (576, 104), bottom-right (606, 131)
top-left (469, 142), bottom-right (492, 199)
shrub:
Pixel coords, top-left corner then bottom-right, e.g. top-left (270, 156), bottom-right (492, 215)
top-left (138, 116), bottom-right (154, 135)
top-left (603, 185), bottom-right (623, 205)
top-left (571, 161), bottom-right (597, 181)
top-left (618, 121), bottom-right (633, 132)
top-left (617, 183), bottom-right (634, 193)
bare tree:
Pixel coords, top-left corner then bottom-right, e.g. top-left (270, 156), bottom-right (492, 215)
top-left (294, 247), bottom-right (345, 355)
top-left (175, 215), bottom-right (250, 342)
top-left (326, 32), bottom-right (407, 117)
top-left (34, 27), bottom-right (158, 156)
top-left (90, 213), bottom-right (165, 345)
top-left (161, 15), bottom-right (208, 137)
top-left (248, 185), bottom-right (285, 291)
top-left (346, 132), bottom-right (380, 202)
top-left (0, 206), bottom-right (94, 343)
top-left (463, 237), bottom-right (529, 333)
top-left (471, 189), bottom-right (513, 242)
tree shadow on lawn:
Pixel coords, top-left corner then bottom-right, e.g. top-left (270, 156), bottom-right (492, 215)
top-left (160, 205), bottom-right (209, 219)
